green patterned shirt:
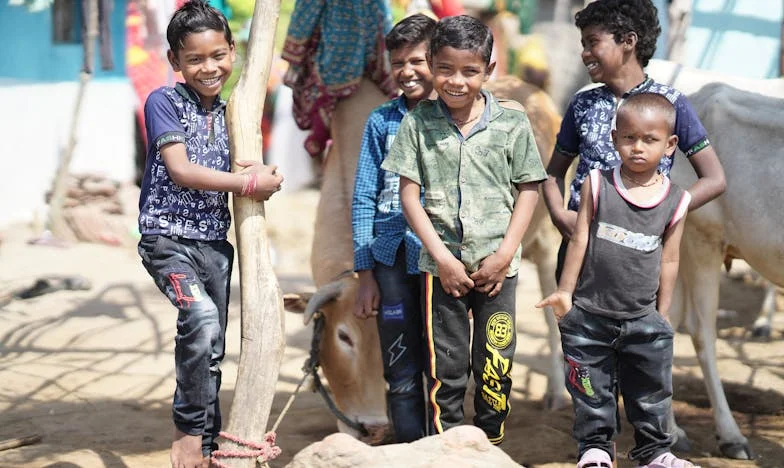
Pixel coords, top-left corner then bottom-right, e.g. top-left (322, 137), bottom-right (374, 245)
top-left (381, 90), bottom-right (547, 277)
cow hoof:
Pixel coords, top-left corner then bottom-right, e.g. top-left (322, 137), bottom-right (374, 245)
top-left (719, 441), bottom-right (755, 460)
top-left (751, 325), bottom-right (771, 339)
top-left (543, 392), bottom-right (570, 411)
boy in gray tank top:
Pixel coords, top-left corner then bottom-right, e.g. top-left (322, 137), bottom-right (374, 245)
top-left (537, 93), bottom-right (698, 468)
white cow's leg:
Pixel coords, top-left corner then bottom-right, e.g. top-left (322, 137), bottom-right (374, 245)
top-left (667, 276), bottom-right (691, 452)
top-left (751, 282), bottom-right (777, 338)
top-left (526, 235), bottom-right (568, 410)
top-left (679, 226), bottom-right (753, 460)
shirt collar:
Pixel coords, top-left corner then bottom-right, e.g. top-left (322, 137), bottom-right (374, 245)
top-left (175, 82), bottom-right (226, 111)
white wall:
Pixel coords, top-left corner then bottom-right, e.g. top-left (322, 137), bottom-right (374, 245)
top-left (0, 79), bottom-right (138, 228)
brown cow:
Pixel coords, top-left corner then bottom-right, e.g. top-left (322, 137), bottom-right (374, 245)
top-left (286, 75), bottom-right (565, 442)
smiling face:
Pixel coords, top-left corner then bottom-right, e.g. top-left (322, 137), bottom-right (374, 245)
top-left (613, 106), bottom-right (678, 177)
top-left (168, 29), bottom-right (235, 108)
top-left (430, 46), bottom-right (494, 115)
top-left (390, 42), bottom-right (434, 106)
top-left (580, 24), bottom-right (628, 84)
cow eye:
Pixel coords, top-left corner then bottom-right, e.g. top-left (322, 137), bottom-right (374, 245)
top-left (337, 328), bottom-right (354, 347)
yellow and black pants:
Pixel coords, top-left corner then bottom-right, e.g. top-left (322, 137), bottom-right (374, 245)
top-left (421, 273), bottom-right (518, 444)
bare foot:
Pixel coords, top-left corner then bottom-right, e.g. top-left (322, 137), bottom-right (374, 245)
top-left (171, 428), bottom-right (203, 468)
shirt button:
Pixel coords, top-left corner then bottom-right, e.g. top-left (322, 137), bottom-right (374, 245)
top-left (460, 178), bottom-right (466, 183)
top-left (461, 245), bottom-right (467, 250)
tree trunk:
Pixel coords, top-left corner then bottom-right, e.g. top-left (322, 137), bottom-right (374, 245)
top-left (221, 0), bottom-right (284, 465)
top-left (48, 0), bottom-right (98, 238)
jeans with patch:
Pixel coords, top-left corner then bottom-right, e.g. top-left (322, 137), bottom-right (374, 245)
top-left (559, 306), bottom-right (674, 463)
top-left (138, 235), bottom-right (233, 456)
top-left (373, 247), bottom-right (426, 442)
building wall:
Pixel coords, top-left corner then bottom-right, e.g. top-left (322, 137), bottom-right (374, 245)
top-left (0, 2), bottom-right (137, 227)
top-left (0, 1), bottom-right (127, 82)
top-left (687, 0), bottom-right (782, 78)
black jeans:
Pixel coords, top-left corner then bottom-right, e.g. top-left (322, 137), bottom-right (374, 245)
top-left (138, 235), bottom-right (233, 456)
top-left (559, 306), bottom-right (675, 463)
top-left (422, 273), bottom-right (518, 444)
top-left (373, 247), bottom-right (426, 442)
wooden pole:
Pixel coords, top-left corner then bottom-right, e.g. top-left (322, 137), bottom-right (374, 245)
top-left (221, 0), bottom-right (284, 464)
top-left (47, 0), bottom-right (98, 238)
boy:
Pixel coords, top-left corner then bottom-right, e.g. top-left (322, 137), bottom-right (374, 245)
top-left (537, 93), bottom-right (696, 468)
top-left (137, 2), bottom-right (283, 467)
top-left (351, 13), bottom-right (437, 443)
top-left (381, 15), bottom-right (546, 444)
top-left (541, 0), bottom-right (725, 281)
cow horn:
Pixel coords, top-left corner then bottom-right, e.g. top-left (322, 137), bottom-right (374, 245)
top-left (303, 280), bottom-right (344, 325)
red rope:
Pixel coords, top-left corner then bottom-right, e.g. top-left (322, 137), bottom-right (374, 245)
top-left (211, 431), bottom-right (282, 468)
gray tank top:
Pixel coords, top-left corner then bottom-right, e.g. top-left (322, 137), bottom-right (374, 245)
top-left (574, 167), bottom-right (690, 320)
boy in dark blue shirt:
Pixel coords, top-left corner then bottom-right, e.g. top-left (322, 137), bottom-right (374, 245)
top-left (541, 0), bottom-right (726, 281)
top-left (137, 2), bottom-right (282, 466)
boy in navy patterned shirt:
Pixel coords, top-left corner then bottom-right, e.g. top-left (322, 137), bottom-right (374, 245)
top-left (137, 2), bottom-right (282, 466)
top-left (541, 0), bottom-right (726, 281)
top-left (351, 13), bottom-right (436, 443)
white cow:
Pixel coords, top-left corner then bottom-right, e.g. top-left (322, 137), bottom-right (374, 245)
top-left (666, 81), bottom-right (784, 459)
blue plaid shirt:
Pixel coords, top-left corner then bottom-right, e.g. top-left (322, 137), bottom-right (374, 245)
top-left (556, 76), bottom-right (710, 211)
top-left (352, 95), bottom-right (422, 274)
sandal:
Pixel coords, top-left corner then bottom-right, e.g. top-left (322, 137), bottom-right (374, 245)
top-left (636, 452), bottom-right (699, 468)
top-left (578, 448), bottom-right (613, 468)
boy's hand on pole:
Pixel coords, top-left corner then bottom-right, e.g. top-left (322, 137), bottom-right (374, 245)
top-left (354, 270), bottom-right (380, 319)
top-left (236, 161), bottom-right (283, 201)
top-left (470, 252), bottom-right (510, 297)
top-left (437, 256), bottom-right (474, 298)
top-left (535, 290), bottom-right (573, 321)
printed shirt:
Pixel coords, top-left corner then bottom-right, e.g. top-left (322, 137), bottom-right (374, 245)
top-left (556, 76), bottom-right (710, 211)
top-left (138, 84), bottom-right (231, 240)
top-left (352, 95), bottom-right (422, 275)
top-left (381, 90), bottom-right (547, 277)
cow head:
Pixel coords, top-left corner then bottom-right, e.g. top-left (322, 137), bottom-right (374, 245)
top-left (286, 275), bottom-right (390, 443)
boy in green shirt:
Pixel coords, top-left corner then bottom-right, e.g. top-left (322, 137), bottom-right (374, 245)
top-left (381, 15), bottom-right (546, 444)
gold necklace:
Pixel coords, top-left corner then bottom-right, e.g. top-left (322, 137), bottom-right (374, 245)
top-left (621, 167), bottom-right (660, 187)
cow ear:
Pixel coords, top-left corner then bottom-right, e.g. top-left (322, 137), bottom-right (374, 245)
top-left (283, 292), bottom-right (313, 313)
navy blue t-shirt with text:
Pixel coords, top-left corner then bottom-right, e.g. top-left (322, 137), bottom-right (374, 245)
top-left (138, 84), bottom-right (232, 240)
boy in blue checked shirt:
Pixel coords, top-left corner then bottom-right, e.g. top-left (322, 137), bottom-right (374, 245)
top-left (137, 2), bottom-right (282, 466)
top-left (351, 13), bottom-right (437, 443)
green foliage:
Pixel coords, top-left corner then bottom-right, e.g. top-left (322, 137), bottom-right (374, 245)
top-left (226, 0), bottom-right (256, 19)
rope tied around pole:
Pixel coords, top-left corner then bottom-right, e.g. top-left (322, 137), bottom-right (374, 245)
top-left (211, 431), bottom-right (281, 467)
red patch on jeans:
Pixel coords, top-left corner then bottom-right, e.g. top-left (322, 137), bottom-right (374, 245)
top-left (565, 356), bottom-right (596, 398)
top-left (168, 273), bottom-right (197, 309)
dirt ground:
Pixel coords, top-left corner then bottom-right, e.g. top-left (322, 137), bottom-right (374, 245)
top-left (1, 188), bottom-right (782, 468)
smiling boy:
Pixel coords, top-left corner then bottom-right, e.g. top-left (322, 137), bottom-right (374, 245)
top-left (381, 15), bottom-right (546, 444)
top-left (351, 13), bottom-right (437, 443)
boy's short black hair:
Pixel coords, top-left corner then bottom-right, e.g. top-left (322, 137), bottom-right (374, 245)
top-left (575, 0), bottom-right (661, 67)
top-left (167, 0), bottom-right (234, 55)
top-left (386, 13), bottom-right (437, 52)
top-left (617, 92), bottom-right (676, 133)
top-left (429, 15), bottom-right (493, 66)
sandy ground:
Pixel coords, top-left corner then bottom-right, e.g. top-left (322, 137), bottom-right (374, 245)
top-left (1, 188), bottom-right (782, 468)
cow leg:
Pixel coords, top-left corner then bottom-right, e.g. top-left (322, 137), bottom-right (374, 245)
top-left (751, 282), bottom-right (777, 338)
top-left (526, 235), bottom-right (568, 410)
top-left (678, 225), bottom-right (753, 460)
top-left (666, 277), bottom-right (691, 452)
